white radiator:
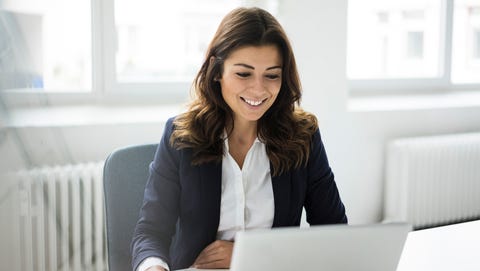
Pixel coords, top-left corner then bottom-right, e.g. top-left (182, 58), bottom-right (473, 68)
top-left (384, 133), bottom-right (480, 229)
top-left (13, 162), bottom-right (107, 271)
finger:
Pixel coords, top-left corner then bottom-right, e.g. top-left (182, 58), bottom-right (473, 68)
top-left (194, 251), bottom-right (222, 265)
top-left (194, 248), bottom-right (223, 265)
top-left (194, 259), bottom-right (225, 269)
top-left (195, 240), bottom-right (225, 260)
top-left (200, 240), bottom-right (222, 254)
top-left (195, 247), bottom-right (216, 262)
top-left (194, 243), bottom-right (233, 269)
top-left (194, 240), bottom-right (234, 268)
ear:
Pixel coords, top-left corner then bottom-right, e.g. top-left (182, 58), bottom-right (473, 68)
top-left (209, 56), bottom-right (216, 66)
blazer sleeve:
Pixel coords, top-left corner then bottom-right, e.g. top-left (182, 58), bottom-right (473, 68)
top-left (304, 129), bottom-right (348, 225)
top-left (131, 117), bottom-right (180, 271)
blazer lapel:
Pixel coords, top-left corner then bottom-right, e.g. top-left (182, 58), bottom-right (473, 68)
top-left (271, 167), bottom-right (292, 227)
top-left (199, 161), bottom-right (223, 237)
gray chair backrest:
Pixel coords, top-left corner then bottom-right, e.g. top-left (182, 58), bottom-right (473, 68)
top-left (103, 144), bottom-right (158, 271)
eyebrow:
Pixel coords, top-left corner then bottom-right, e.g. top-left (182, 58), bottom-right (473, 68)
top-left (233, 63), bottom-right (282, 70)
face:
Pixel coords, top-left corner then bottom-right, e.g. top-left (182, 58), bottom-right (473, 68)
top-left (219, 45), bottom-right (282, 125)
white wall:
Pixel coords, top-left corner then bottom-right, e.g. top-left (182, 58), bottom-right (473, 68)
top-left (281, 0), bottom-right (480, 223)
top-left (1, 0), bottom-right (480, 226)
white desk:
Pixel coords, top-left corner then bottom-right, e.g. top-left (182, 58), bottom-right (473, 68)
top-left (177, 220), bottom-right (480, 271)
top-left (397, 220), bottom-right (480, 271)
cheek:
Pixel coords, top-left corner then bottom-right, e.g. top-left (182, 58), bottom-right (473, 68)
top-left (270, 82), bottom-right (282, 97)
top-left (220, 87), bottom-right (230, 104)
top-left (221, 78), bottom-right (243, 96)
top-left (220, 81), bottom-right (237, 105)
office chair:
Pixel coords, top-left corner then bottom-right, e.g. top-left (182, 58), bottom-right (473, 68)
top-left (103, 144), bottom-right (158, 271)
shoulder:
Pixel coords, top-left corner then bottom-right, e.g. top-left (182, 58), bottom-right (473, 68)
top-left (292, 109), bottom-right (319, 142)
top-left (291, 110), bottom-right (326, 159)
top-left (160, 115), bottom-right (180, 148)
top-left (293, 109), bottom-right (318, 130)
top-left (165, 116), bottom-right (177, 132)
top-left (157, 116), bottom-right (176, 146)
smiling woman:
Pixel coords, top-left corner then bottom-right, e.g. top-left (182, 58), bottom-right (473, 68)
top-left (131, 7), bottom-right (347, 271)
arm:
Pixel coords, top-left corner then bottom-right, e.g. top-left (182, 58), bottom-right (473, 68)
top-left (304, 129), bottom-right (347, 225)
top-left (131, 118), bottom-right (181, 270)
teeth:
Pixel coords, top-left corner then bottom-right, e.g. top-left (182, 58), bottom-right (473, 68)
top-left (243, 98), bottom-right (264, 106)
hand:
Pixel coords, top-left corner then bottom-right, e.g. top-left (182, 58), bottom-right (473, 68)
top-left (145, 266), bottom-right (167, 271)
top-left (192, 240), bottom-right (234, 269)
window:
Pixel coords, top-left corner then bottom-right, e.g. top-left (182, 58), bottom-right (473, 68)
top-left (347, 0), bottom-right (480, 92)
top-left (406, 31), bottom-right (424, 59)
top-left (0, 0), bottom-right (279, 100)
top-left (0, 0), bottom-right (92, 92)
top-left (451, 0), bottom-right (480, 83)
top-left (107, 0), bottom-right (279, 94)
top-left (114, 0), bottom-right (241, 83)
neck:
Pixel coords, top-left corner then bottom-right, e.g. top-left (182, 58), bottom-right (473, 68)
top-left (229, 118), bottom-right (257, 146)
top-left (227, 118), bottom-right (258, 169)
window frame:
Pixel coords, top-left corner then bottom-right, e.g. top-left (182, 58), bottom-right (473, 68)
top-left (1, 0), bottom-right (202, 107)
top-left (101, 0), bottom-right (193, 100)
top-left (348, 0), bottom-right (480, 95)
top-left (3, 0), bottom-right (279, 107)
top-left (4, 0), bottom-right (479, 107)
top-left (2, 0), bottom-right (104, 107)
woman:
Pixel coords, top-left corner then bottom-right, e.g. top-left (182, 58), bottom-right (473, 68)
top-left (132, 7), bottom-right (347, 271)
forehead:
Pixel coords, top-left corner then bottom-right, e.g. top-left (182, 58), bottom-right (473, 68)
top-left (224, 45), bottom-right (282, 67)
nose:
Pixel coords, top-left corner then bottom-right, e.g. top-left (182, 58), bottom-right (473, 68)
top-left (250, 76), bottom-right (266, 93)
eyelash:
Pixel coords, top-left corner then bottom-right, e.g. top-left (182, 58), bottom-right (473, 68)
top-left (235, 73), bottom-right (280, 80)
top-left (236, 72), bottom-right (250, 78)
top-left (266, 74), bottom-right (280, 80)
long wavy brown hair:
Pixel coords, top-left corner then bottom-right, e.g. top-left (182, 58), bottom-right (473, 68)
top-left (171, 7), bottom-right (318, 176)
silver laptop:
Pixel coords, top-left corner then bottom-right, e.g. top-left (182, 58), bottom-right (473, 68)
top-left (176, 223), bottom-right (411, 271)
top-left (230, 223), bottom-right (411, 271)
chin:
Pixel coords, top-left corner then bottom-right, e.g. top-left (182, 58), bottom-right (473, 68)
top-left (246, 114), bottom-right (265, 122)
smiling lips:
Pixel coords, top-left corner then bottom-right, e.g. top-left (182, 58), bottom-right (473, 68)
top-left (241, 97), bottom-right (267, 106)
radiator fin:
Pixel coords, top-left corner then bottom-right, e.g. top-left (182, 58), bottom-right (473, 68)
top-left (384, 133), bottom-right (480, 229)
top-left (14, 162), bottom-right (107, 271)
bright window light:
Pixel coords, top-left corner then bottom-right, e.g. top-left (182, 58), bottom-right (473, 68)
top-left (114, 0), bottom-right (243, 83)
top-left (347, 0), bottom-right (442, 79)
top-left (451, 0), bottom-right (480, 84)
top-left (0, 0), bottom-right (92, 92)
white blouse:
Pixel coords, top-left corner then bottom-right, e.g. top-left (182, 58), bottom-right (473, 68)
top-left (217, 137), bottom-right (274, 241)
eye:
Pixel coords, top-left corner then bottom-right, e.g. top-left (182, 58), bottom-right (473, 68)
top-left (236, 72), bottom-right (251, 78)
top-left (265, 74), bottom-right (280, 80)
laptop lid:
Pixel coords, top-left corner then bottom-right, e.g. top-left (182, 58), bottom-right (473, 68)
top-left (230, 223), bottom-right (411, 271)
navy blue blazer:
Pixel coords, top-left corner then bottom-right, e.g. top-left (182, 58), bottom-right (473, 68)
top-left (131, 117), bottom-right (347, 271)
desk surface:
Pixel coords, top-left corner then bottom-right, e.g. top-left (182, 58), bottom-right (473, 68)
top-left (176, 220), bottom-right (480, 271)
top-left (396, 220), bottom-right (480, 271)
